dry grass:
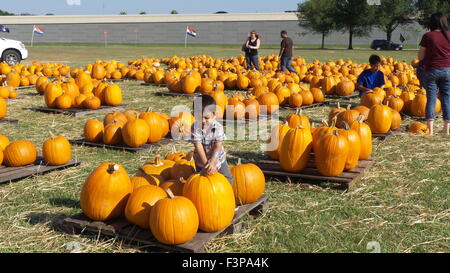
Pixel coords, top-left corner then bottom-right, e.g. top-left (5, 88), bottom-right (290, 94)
top-left (0, 45), bottom-right (448, 253)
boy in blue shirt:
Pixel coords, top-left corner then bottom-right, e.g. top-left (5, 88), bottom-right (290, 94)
top-left (356, 54), bottom-right (386, 97)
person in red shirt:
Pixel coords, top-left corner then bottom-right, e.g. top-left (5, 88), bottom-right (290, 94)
top-left (419, 13), bottom-right (450, 136)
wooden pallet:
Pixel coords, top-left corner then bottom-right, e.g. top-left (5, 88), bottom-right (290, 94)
top-left (62, 194), bottom-right (269, 253)
top-left (281, 101), bottom-right (330, 110)
top-left (0, 118), bottom-right (19, 125)
top-left (30, 105), bottom-right (127, 117)
top-left (0, 158), bottom-right (81, 184)
top-left (70, 138), bottom-right (173, 153)
top-left (253, 157), bottom-right (374, 190)
top-left (325, 93), bottom-right (359, 100)
top-left (372, 131), bottom-right (394, 141)
top-left (16, 85), bottom-right (36, 90)
top-left (154, 91), bottom-right (200, 98)
top-left (141, 83), bottom-right (166, 88)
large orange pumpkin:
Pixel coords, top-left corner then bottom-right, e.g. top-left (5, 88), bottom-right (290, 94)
top-left (42, 135), bottom-right (71, 165)
top-left (230, 159), bottom-right (265, 205)
top-left (3, 140), bottom-right (37, 167)
top-left (279, 126), bottom-right (312, 172)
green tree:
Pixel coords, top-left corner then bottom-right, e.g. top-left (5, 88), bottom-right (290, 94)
top-left (171, 10), bottom-right (179, 14)
top-left (297, 0), bottom-right (337, 49)
top-left (334, 0), bottom-right (376, 50)
top-left (119, 11), bottom-right (127, 15)
top-left (374, 0), bottom-right (416, 43)
top-left (0, 9), bottom-right (15, 16)
top-left (416, 0), bottom-right (450, 28)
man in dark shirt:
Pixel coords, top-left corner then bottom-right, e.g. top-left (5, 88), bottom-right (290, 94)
top-left (278, 30), bottom-right (297, 74)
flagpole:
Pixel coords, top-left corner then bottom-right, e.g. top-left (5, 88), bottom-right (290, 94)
top-left (31, 25), bottom-right (35, 47)
top-left (185, 26), bottom-right (188, 49)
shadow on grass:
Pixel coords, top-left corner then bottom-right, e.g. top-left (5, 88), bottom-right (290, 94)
top-left (49, 198), bottom-right (80, 209)
top-left (26, 212), bottom-right (69, 233)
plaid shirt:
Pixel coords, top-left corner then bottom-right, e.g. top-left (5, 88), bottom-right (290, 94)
top-left (191, 119), bottom-right (226, 168)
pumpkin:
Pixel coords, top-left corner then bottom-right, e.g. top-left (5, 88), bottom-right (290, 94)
top-left (103, 84), bottom-right (122, 106)
top-left (410, 92), bottom-right (427, 117)
top-left (183, 172), bottom-right (235, 232)
top-left (0, 135), bottom-right (10, 151)
top-left (338, 123), bottom-right (361, 170)
top-left (149, 189), bottom-right (199, 245)
top-left (288, 93), bottom-right (303, 108)
top-left (121, 119), bottom-right (150, 147)
top-left (83, 96), bottom-right (101, 110)
top-left (310, 88), bottom-right (324, 103)
top-left (3, 140), bottom-right (37, 167)
top-left (138, 156), bottom-right (175, 181)
top-left (226, 98), bottom-right (246, 120)
top-left (230, 158), bottom-right (265, 205)
top-left (300, 90), bottom-right (314, 105)
top-left (42, 135), bottom-right (71, 165)
top-left (103, 122), bottom-right (123, 145)
top-left (312, 120), bottom-right (336, 152)
top-left (408, 122), bottom-right (430, 135)
top-left (360, 91), bottom-right (382, 108)
top-left (257, 92), bottom-right (279, 115)
top-left (336, 105), bottom-right (360, 129)
top-left (55, 94), bottom-right (72, 109)
top-left (80, 163), bottom-right (132, 221)
top-left (92, 63), bottom-right (107, 80)
top-left (328, 102), bottom-right (346, 124)
top-left (286, 108), bottom-right (310, 129)
top-left (336, 80), bottom-right (355, 96)
top-left (130, 176), bottom-right (153, 192)
top-left (350, 116), bottom-right (372, 160)
top-left (352, 105), bottom-right (370, 121)
top-left (0, 98), bottom-right (7, 119)
top-left (160, 178), bottom-right (186, 196)
top-left (390, 109), bottom-right (402, 131)
top-left (84, 120), bottom-right (104, 143)
top-left (385, 95), bottom-right (404, 113)
top-left (266, 122), bottom-right (290, 160)
top-left (139, 110), bottom-right (164, 143)
top-left (44, 83), bottom-right (64, 108)
top-left (315, 130), bottom-right (349, 176)
top-left (104, 111), bottom-right (128, 127)
top-left (244, 97), bottom-right (260, 119)
top-left (182, 74), bottom-right (198, 94)
top-left (279, 126), bottom-right (312, 172)
top-left (124, 185), bottom-right (167, 229)
top-left (170, 158), bottom-right (196, 180)
top-left (367, 104), bottom-right (393, 134)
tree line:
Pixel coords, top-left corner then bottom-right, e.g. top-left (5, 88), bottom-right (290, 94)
top-left (297, 0), bottom-right (450, 49)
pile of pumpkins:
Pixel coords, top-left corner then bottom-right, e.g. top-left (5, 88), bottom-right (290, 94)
top-left (0, 61), bottom-right (71, 87)
top-left (83, 109), bottom-right (180, 147)
top-left (79, 150), bottom-right (265, 245)
top-left (38, 73), bottom-right (123, 110)
top-left (0, 85), bottom-right (17, 99)
top-left (267, 109), bottom-right (372, 177)
top-left (0, 135), bottom-right (72, 167)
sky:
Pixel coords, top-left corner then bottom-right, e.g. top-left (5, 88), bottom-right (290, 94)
top-left (3, 0), bottom-right (302, 15)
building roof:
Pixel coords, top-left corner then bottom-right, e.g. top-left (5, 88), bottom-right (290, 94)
top-left (1, 12), bottom-right (299, 25)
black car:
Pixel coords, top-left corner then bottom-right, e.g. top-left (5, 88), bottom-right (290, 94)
top-left (370, 39), bottom-right (403, 51)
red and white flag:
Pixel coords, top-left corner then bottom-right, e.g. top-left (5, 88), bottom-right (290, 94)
top-left (186, 26), bottom-right (197, 37)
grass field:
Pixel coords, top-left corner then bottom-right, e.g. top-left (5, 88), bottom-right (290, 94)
top-left (1, 45), bottom-right (448, 253)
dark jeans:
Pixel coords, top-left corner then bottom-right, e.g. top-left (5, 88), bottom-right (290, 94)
top-left (423, 67), bottom-right (450, 122)
top-left (280, 56), bottom-right (297, 74)
top-left (245, 53), bottom-right (260, 71)
top-left (195, 161), bottom-right (234, 185)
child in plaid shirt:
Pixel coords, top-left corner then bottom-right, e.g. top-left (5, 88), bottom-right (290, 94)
top-left (191, 95), bottom-right (234, 184)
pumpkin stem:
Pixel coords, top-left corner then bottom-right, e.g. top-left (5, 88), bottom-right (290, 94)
top-left (107, 164), bottom-right (119, 174)
top-left (342, 121), bottom-right (350, 130)
top-left (164, 188), bottom-right (175, 199)
top-left (49, 131), bottom-right (55, 138)
top-left (146, 106), bottom-right (152, 113)
top-left (237, 158), bottom-right (242, 165)
top-left (154, 156), bottom-right (163, 166)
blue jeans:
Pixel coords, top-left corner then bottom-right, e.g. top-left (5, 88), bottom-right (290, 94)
top-left (245, 54), bottom-right (260, 71)
top-left (280, 56), bottom-right (297, 74)
top-left (423, 67), bottom-right (450, 122)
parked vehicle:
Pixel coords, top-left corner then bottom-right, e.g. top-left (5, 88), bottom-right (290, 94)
top-left (370, 39), bottom-right (403, 51)
top-left (0, 37), bottom-right (28, 65)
